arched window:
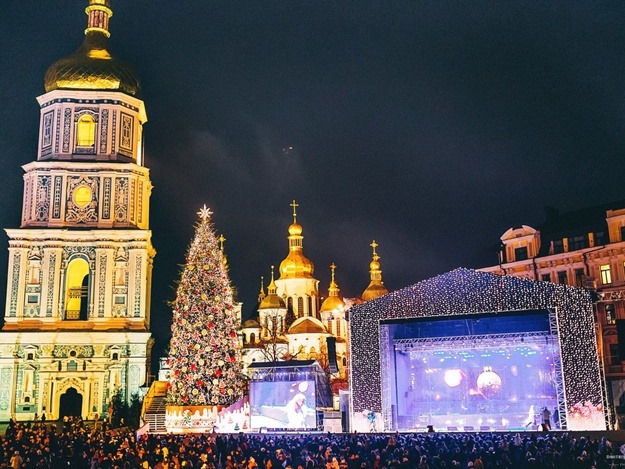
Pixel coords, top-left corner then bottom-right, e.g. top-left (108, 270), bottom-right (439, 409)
top-left (76, 115), bottom-right (96, 147)
top-left (65, 258), bottom-right (90, 320)
top-left (297, 297), bottom-right (304, 317)
top-left (250, 333), bottom-right (256, 344)
top-left (308, 295), bottom-right (314, 316)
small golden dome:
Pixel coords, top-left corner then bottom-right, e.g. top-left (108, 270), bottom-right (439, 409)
top-left (362, 283), bottom-right (389, 302)
top-left (370, 259), bottom-right (380, 271)
top-left (320, 295), bottom-right (345, 313)
top-left (259, 293), bottom-right (286, 310)
top-left (288, 222), bottom-right (303, 236)
top-left (45, 33), bottom-right (140, 96)
top-left (242, 318), bottom-right (260, 328)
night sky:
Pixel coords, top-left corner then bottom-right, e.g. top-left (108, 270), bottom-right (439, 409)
top-left (2, 2), bottom-right (625, 361)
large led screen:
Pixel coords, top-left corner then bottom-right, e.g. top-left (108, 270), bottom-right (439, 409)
top-left (250, 380), bottom-right (316, 429)
top-left (388, 310), bottom-right (563, 431)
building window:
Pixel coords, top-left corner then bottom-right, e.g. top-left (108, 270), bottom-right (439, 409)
top-left (65, 258), bottom-right (90, 320)
top-left (569, 235), bottom-right (588, 251)
top-left (557, 271), bottom-right (567, 284)
top-left (606, 304), bottom-right (616, 325)
top-left (553, 240), bottom-right (564, 254)
top-left (575, 268), bottom-right (585, 287)
top-left (67, 360), bottom-right (78, 372)
top-left (601, 264), bottom-right (612, 285)
top-left (514, 246), bottom-right (528, 261)
top-left (610, 343), bottom-right (621, 366)
top-left (76, 115), bottom-right (96, 147)
top-left (541, 273), bottom-right (551, 282)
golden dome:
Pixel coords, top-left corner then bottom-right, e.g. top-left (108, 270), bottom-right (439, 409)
top-left (242, 318), bottom-right (260, 328)
top-left (279, 251), bottom-right (315, 279)
top-left (320, 263), bottom-right (345, 313)
top-left (45, 34), bottom-right (140, 96)
top-left (259, 266), bottom-right (286, 309)
top-left (259, 293), bottom-right (286, 310)
top-left (320, 295), bottom-right (345, 313)
top-left (288, 222), bottom-right (303, 236)
top-left (278, 200), bottom-right (315, 279)
top-left (44, 1), bottom-right (140, 96)
top-left (361, 240), bottom-right (389, 301)
top-left (362, 283), bottom-right (389, 302)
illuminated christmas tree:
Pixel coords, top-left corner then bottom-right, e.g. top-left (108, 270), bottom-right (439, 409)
top-left (167, 205), bottom-right (245, 406)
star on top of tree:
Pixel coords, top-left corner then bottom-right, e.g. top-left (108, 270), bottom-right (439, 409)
top-left (197, 205), bottom-right (213, 220)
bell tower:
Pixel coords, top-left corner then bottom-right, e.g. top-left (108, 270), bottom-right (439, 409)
top-left (0, 0), bottom-right (154, 421)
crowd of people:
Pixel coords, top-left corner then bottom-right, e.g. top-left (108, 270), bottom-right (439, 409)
top-left (1, 417), bottom-right (625, 468)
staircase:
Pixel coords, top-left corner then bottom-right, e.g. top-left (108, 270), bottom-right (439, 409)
top-left (141, 381), bottom-right (168, 433)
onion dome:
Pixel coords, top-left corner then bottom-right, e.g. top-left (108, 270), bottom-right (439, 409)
top-left (287, 316), bottom-right (328, 335)
top-left (320, 263), bottom-right (345, 313)
top-left (44, 0), bottom-right (140, 96)
top-left (242, 318), bottom-right (260, 329)
top-left (362, 240), bottom-right (389, 301)
top-left (279, 200), bottom-right (315, 279)
top-left (259, 266), bottom-right (286, 310)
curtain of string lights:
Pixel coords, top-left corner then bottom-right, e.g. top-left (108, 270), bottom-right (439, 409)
top-left (348, 268), bottom-right (606, 431)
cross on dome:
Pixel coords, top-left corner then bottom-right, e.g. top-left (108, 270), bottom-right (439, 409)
top-left (370, 240), bottom-right (379, 259)
top-left (197, 205), bottom-right (212, 220)
top-left (290, 199), bottom-right (299, 222)
top-left (218, 234), bottom-right (226, 251)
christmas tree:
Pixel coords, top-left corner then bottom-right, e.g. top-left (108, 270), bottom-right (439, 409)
top-left (167, 205), bottom-right (245, 406)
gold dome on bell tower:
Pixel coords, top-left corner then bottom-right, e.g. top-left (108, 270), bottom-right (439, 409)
top-left (44, 0), bottom-right (140, 96)
top-left (278, 200), bottom-right (315, 279)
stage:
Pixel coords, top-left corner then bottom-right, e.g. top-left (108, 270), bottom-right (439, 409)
top-left (348, 269), bottom-right (607, 432)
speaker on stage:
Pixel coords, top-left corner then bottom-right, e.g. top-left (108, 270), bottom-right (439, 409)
top-left (617, 319), bottom-right (625, 360)
top-left (326, 337), bottom-right (339, 373)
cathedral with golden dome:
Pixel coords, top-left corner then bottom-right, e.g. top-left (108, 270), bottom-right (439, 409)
top-left (238, 201), bottom-right (390, 388)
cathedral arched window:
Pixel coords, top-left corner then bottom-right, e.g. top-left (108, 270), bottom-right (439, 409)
top-left (76, 114), bottom-right (96, 147)
top-left (65, 258), bottom-right (90, 320)
top-left (297, 296), bottom-right (304, 317)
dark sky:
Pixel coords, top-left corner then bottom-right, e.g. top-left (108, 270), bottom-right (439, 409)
top-left (2, 2), bottom-right (625, 360)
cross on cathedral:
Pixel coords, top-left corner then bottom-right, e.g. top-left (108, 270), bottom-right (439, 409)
top-left (290, 199), bottom-right (299, 222)
top-left (370, 240), bottom-right (379, 259)
top-left (218, 234), bottom-right (226, 251)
